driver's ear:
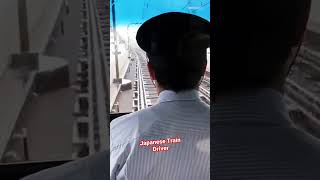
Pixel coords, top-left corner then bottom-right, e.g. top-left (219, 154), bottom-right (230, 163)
top-left (202, 61), bottom-right (207, 76)
top-left (147, 62), bottom-right (156, 81)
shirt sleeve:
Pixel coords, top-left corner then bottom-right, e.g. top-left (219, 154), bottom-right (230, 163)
top-left (110, 114), bottom-right (134, 180)
top-left (110, 140), bottom-right (134, 179)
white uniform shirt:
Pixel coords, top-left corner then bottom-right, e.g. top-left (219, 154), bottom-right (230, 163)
top-left (110, 90), bottom-right (210, 180)
top-left (212, 88), bottom-right (320, 179)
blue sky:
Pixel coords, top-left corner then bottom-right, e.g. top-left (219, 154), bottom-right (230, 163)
top-left (110, 0), bottom-right (210, 26)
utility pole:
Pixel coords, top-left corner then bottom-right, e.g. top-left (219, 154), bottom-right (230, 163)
top-left (18, 0), bottom-right (30, 52)
top-left (111, 0), bottom-right (121, 83)
top-left (126, 23), bottom-right (142, 55)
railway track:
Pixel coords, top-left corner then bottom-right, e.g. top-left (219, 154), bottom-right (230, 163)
top-left (134, 48), bottom-right (158, 110)
top-left (285, 46), bottom-right (320, 136)
top-left (199, 85), bottom-right (210, 105)
top-left (286, 79), bottom-right (320, 120)
top-left (72, 0), bottom-right (108, 156)
top-left (200, 74), bottom-right (210, 105)
top-left (89, 0), bottom-right (109, 150)
top-left (300, 46), bottom-right (320, 68)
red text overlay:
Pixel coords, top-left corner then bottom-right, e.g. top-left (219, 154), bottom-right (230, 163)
top-left (139, 137), bottom-right (181, 152)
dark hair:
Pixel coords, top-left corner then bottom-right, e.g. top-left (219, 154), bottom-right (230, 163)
top-left (214, 0), bottom-right (311, 93)
top-left (148, 53), bottom-right (207, 92)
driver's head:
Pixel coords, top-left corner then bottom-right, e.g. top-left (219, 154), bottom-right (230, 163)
top-left (214, 0), bottom-right (311, 94)
top-left (136, 12), bottom-right (210, 92)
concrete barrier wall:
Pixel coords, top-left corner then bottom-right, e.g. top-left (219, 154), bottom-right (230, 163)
top-left (27, 0), bottom-right (64, 52)
top-left (0, 0), bottom-right (64, 77)
top-left (27, 0), bottom-right (49, 32)
top-left (0, 0), bottom-right (20, 77)
top-left (0, 0), bottom-right (64, 157)
top-left (110, 33), bottom-right (130, 109)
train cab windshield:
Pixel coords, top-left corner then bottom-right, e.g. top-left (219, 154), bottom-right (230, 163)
top-left (110, 0), bottom-right (211, 114)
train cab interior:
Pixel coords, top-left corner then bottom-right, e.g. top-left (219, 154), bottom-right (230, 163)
top-left (0, 0), bottom-right (210, 179)
top-left (109, 0), bottom-right (210, 116)
top-left (2, 0), bottom-right (320, 179)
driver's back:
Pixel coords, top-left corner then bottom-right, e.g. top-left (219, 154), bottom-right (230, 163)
top-left (110, 90), bottom-right (210, 179)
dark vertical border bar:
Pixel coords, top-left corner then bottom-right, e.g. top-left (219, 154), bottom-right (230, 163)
top-left (210, 1), bottom-right (214, 179)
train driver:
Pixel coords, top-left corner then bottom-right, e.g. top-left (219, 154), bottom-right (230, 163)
top-left (110, 12), bottom-right (210, 179)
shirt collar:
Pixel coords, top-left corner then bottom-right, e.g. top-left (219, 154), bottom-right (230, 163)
top-left (157, 89), bottom-right (200, 103)
top-left (213, 88), bottom-right (292, 126)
